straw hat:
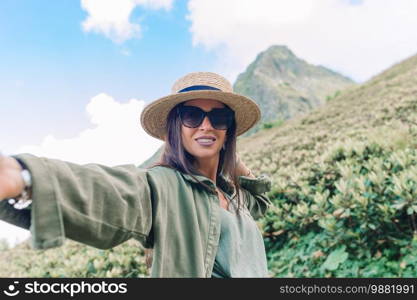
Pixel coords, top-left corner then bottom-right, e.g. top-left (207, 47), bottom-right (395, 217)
top-left (140, 72), bottom-right (261, 141)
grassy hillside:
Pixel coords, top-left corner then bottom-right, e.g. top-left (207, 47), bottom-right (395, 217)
top-left (238, 52), bottom-right (417, 181)
top-left (1, 52), bottom-right (416, 277)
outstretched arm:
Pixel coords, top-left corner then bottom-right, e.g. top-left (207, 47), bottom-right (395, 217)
top-left (0, 153), bottom-right (154, 250)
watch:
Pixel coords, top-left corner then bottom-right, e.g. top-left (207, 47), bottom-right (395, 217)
top-left (7, 158), bottom-right (33, 209)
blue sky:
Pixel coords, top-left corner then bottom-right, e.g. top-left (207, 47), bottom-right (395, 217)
top-left (1, 0), bottom-right (417, 245)
top-left (0, 0), bottom-right (216, 155)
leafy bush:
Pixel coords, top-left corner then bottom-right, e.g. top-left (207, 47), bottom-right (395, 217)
top-left (261, 141), bottom-right (417, 277)
top-left (0, 239), bottom-right (148, 277)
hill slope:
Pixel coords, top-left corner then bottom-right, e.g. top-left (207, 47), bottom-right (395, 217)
top-left (238, 52), bottom-right (417, 180)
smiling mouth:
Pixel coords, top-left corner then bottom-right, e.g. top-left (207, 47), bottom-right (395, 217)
top-left (195, 138), bottom-right (216, 146)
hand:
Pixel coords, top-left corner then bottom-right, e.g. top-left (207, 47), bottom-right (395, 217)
top-left (235, 154), bottom-right (254, 178)
top-left (0, 154), bottom-right (25, 200)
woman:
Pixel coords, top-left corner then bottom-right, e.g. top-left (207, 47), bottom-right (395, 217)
top-left (0, 72), bottom-right (272, 278)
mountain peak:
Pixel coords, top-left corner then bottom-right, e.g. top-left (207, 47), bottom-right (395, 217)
top-left (261, 45), bottom-right (296, 60)
top-left (234, 45), bottom-right (355, 137)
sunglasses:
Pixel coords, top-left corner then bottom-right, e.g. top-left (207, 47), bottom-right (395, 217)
top-left (177, 104), bottom-right (235, 130)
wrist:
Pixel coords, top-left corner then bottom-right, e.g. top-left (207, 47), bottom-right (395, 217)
top-left (235, 158), bottom-right (255, 178)
top-left (8, 157), bottom-right (32, 209)
top-left (245, 168), bottom-right (255, 178)
top-left (240, 167), bottom-right (255, 178)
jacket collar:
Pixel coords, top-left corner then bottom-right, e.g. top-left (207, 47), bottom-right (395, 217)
top-left (180, 171), bottom-right (236, 198)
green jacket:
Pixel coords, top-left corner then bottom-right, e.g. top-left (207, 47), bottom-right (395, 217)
top-left (0, 154), bottom-right (272, 278)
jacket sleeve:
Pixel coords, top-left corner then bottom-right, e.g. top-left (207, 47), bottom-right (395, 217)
top-left (239, 174), bottom-right (272, 220)
top-left (0, 153), bottom-right (154, 250)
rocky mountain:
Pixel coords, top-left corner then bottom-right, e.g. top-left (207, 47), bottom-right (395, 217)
top-left (234, 45), bottom-right (355, 136)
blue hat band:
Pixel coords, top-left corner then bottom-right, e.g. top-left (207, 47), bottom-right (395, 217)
top-left (178, 85), bottom-right (221, 93)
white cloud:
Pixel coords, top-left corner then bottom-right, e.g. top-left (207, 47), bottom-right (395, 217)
top-left (0, 221), bottom-right (30, 248)
top-left (187, 0), bottom-right (417, 82)
top-left (2, 93), bottom-right (163, 247)
top-left (81, 0), bottom-right (175, 43)
top-left (17, 93), bottom-right (163, 166)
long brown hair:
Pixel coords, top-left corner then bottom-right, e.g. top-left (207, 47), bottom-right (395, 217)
top-left (144, 102), bottom-right (243, 270)
top-left (149, 101), bottom-right (243, 210)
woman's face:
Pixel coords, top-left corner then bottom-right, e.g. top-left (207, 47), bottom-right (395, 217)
top-left (181, 99), bottom-right (228, 163)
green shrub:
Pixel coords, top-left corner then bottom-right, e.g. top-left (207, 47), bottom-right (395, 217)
top-left (0, 239), bottom-right (148, 277)
top-left (262, 141), bottom-right (417, 277)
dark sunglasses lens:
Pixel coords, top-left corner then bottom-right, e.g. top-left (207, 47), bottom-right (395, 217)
top-left (209, 108), bottom-right (234, 130)
top-left (179, 106), bottom-right (204, 128)
top-left (179, 106), bottom-right (234, 129)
